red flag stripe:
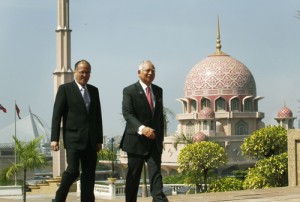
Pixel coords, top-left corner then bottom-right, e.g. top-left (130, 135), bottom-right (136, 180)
top-left (15, 104), bottom-right (21, 119)
top-left (0, 104), bottom-right (7, 113)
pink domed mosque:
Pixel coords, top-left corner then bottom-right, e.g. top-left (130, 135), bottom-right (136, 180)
top-left (123, 19), bottom-right (297, 175)
top-left (177, 20), bottom-right (264, 138)
top-left (161, 19), bottom-right (266, 173)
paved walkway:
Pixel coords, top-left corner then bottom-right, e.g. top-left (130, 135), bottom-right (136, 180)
top-left (1, 186), bottom-right (300, 202)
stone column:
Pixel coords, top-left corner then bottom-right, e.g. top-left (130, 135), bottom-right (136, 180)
top-left (288, 129), bottom-right (300, 186)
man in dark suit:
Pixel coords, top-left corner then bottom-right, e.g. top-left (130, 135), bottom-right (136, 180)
top-left (51, 59), bottom-right (103, 202)
top-left (120, 60), bottom-right (168, 202)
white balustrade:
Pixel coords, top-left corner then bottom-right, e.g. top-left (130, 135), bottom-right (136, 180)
top-left (77, 181), bottom-right (188, 199)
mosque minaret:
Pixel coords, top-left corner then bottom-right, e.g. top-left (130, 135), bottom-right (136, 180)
top-left (52, 0), bottom-right (73, 178)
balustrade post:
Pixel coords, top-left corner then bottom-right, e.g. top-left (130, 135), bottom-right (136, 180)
top-left (108, 178), bottom-right (116, 199)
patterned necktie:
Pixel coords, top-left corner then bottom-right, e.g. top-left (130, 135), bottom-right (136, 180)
top-left (82, 86), bottom-right (90, 110)
top-left (146, 86), bottom-right (154, 112)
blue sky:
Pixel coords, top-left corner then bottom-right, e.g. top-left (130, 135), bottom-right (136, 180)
top-left (1, 0), bottom-right (300, 137)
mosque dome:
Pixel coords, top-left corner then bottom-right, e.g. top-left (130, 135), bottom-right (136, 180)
top-left (193, 131), bottom-right (207, 142)
top-left (199, 107), bottom-right (215, 119)
top-left (184, 54), bottom-right (256, 97)
top-left (184, 19), bottom-right (256, 98)
top-left (277, 106), bottom-right (293, 118)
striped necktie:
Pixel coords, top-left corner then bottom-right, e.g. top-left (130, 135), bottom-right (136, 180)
top-left (82, 86), bottom-right (90, 110)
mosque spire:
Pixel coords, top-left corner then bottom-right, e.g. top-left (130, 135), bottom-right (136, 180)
top-left (211, 16), bottom-right (228, 56)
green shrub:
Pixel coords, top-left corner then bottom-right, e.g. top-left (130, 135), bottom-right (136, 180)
top-left (243, 153), bottom-right (288, 189)
top-left (231, 170), bottom-right (248, 181)
top-left (208, 177), bottom-right (243, 192)
top-left (163, 174), bottom-right (185, 184)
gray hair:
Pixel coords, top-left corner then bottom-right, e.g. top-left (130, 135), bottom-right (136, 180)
top-left (138, 60), bottom-right (155, 70)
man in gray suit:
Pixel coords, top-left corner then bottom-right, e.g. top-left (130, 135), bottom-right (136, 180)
top-left (120, 60), bottom-right (168, 202)
top-left (51, 59), bottom-right (103, 202)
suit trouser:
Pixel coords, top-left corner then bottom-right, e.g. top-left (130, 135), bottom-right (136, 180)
top-left (126, 151), bottom-right (166, 202)
top-left (55, 146), bottom-right (97, 202)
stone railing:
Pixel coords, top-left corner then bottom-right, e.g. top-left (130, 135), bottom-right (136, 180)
top-left (0, 185), bottom-right (22, 196)
top-left (76, 181), bottom-right (186, 199)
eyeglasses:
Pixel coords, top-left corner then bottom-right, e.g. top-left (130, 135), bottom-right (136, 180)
top-left (77, 71), bottom-right (91, 75)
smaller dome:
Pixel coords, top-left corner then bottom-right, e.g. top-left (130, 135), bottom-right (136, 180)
top-left (193, 131), bottom-right (207, 142)
top-left (199, 107), bottom-right (215, 119)
top-left (277, 106), bottom-right (293, 118)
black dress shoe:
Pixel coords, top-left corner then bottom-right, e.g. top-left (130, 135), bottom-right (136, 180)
top-left (152, 197), bottom-right (169, 202)
top-left (163, 197), bottom-right (169, 202)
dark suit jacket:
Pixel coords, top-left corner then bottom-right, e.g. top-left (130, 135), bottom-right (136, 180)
top-left (120, 81), bottom-right (164, 155)
top-left (51, 81), bottom-right (103, 151)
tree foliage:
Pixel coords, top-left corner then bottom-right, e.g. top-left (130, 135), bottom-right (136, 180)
top-left (241, 125), bottom-right (287, 160)
top-left (3, 136), bottom-right (47, 202)
top-left (208, 177), bottom-right (244, 192)
top-left (0, 167), bottom-right (14, 185)
top-left (163, 107), bottom-right (175, 135)
top-left (4, 136), bottom-right (47, 179)
top-left (163, 174), bottom-right (185, 184)
top-left (173, 133), bottom-right (194, 149)
top-left (243, 153), bottom-right (288, 189)
top-left (98, 148), bottom-right (117, 161)
top-left (177, 141), bottom-right (227, 192)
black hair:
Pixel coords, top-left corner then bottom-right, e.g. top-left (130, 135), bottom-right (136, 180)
top-left (74, 59), bottom-right (91, 70)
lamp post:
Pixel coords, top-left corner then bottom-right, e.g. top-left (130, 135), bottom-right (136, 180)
top-left (142, 161), bottom-right (148, 197)
top-left (111, 137), bottom-right (114, 178)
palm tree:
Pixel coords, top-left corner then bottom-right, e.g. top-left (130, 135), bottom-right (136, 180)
top-left (4, 136), bottom-right (47, 202)
top-left (163, 107), bottom-right (175, 136)
top-left (173, 133), bottom-right (194, 149)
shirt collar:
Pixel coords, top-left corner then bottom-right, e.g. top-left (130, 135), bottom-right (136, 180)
top-left (139, 80), bottom-right (151, 90)
top-left (75, 80), bottom-right (86, 90)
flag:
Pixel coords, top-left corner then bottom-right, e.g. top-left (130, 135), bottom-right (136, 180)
top-left (0, 104), bottom-right (7, 113)
top-left (15, 104), bottom-right (21, 119)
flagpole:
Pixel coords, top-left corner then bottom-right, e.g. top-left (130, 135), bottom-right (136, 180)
top-left (14, 100), bottom-right (17, 186)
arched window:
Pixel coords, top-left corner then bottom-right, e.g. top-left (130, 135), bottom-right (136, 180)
top-left (190, 100), bottom-right (197, 112)
top-left (203, 120), bottom-right (208, 130)
top-left (235, 120), bottom-right (248, 135)
top-left (244, 99), bottom-right (252, 112)
top-left (231, 98), bottom-right (240, 111)
top-left (183, 101), bottom-right (187, 113)
top-left (216, 97), bottom-right (226, 111)
top-left (186, 121), bottom-right (195, 136)
top-left (201, 98), bottom-right (211, 109)
top-left (253, 100), bottom-right (258, 112)
top-left (288, 120), bottom-right (294, 129)
top-left (210, 121), bottom-right (215, 130)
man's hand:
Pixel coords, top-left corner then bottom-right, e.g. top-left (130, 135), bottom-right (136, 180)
top-left (51, 141), bottom-right (59, 151)
top-left (142, 127), bottom-right (156, 140)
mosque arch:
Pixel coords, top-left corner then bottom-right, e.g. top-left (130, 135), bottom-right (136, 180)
top-left (186, 121), bottom-right (195, 135)
top-left (202, 120), bottom-right (207, 130)
top-left (201, 97), bottom-right (211, 109)
top-left (230, 97), bottom-right (240, 112)
top-left (215, 97), bottom-right (226, 111)
top-left (243, 96), bottom-right (253, 112)
top-left (187, 97), bottom-right (198, 113)
top-left (235, 120), bottom-right (248, 135)
top-left (177, 98), bottom-right (188, 113)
